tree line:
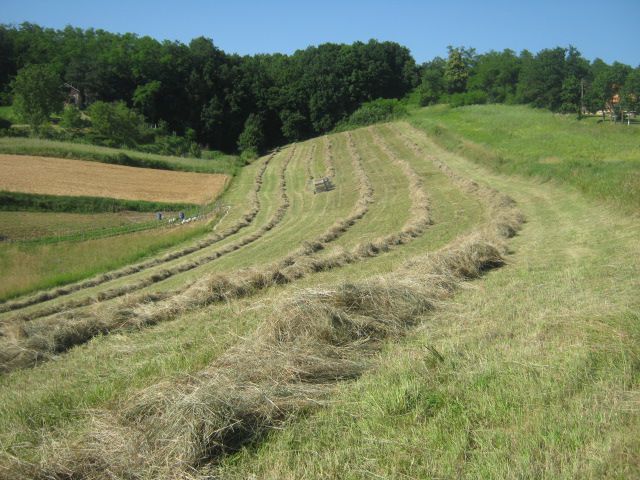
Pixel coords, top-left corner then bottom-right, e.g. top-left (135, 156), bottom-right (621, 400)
top-left (1, 23), bottom-right (638, 156)
top-left (417, 46), bottom-right (640, 117)
top-left (0, 23), bottom-right (416, 155)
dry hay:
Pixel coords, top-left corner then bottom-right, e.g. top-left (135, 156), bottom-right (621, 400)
top-left (0, 148), bottom-right (280, 317)
top-left (28, 220), bottom-right (517, 480)
top-left (0, 154), bottom-right (228, 204)
top-left (3, 126), bottom-right (525, 478)
top-left (0, 130), bottom-right (436, 374)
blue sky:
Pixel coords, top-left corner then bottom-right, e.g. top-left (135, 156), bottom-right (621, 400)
top-left (2, 0), bottom-right (639, 66)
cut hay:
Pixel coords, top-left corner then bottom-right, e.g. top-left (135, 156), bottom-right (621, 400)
top-left (0, 149), bottom-right (280, 316)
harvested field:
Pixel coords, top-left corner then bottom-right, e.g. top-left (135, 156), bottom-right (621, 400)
top-left (2, 110), bottom-right (638, 478)
top-left (0, 155), bottom-right (228, 204)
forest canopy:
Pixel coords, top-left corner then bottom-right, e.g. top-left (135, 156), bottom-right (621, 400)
top-left (1, 23), bottom-right (638, 153)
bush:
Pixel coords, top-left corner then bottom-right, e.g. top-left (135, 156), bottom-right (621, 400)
top-left (60, 105), bottom-right (86, 131)
top-left (335, 98), bottom-right (407, 131)
top-left (238, 114), bottom-right (265, 153)
top-left (444, 90), bottom-right (488, 108)
top-left (88, 101), bottom-right (147, 147)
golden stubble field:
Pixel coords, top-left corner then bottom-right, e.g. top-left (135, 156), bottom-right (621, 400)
top-left (0, 154), bottom-right (229, 204)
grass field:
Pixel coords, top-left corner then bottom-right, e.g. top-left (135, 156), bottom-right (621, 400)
top-left (0, 137), bottom-right (240, 175)
top-left (409, 104), bottom-right (640, 213)
top-left (0, 211), bottom-right (155, 240)
top-left (0, 107), bottom-right (638, 478)
top-left (0, 154), bottom-right (228, 204)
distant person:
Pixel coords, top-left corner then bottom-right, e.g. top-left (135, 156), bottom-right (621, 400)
top-left (179, 211), bottom-right (185, 220)
top-left (156, 212), bottom-right (163, 221)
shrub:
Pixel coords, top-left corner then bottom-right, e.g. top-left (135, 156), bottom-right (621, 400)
top-left (88, 101), bottom-right (147, 147)
top-left (238, 114), bottom-right (265, 153)
top-left (445, 90), bottom-right (488, 108)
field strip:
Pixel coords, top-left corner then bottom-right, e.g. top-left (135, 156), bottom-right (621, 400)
top-left (1, 128), bottom-right (435, 373)
top-left (323, 134), bottom-right (336, 177)
top-left (0, 154), bottom-right (227, 204)
top-left (0, 146), bottom-right (295, 326)
top-left (0, 135), bottom-right (341, 329)
top-left (27, 138), bottom-right (525, 478)
top-left (0, 150), bottom-right (279, 316)
top-left (304, 142), bottom-right (317, 182)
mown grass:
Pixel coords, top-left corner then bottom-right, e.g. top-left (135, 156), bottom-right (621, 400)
top-left (0, 221), bottom-right (209, 301)
top-left (0, 137), bottom-right (240, 175)
top-left (213, 124), bottom-right (640, 479)
top-left (408, 104), bottom-right (640, 213)
top-left (4, 117), bottom-right (637, 476)
top-left (0, 126), bottom-right (483, 468)
top-left (0, 211), bottom-right (155, 241)
top-left (0, 190), bottom-right (196, 214)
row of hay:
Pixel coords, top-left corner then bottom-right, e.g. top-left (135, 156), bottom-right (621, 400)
top-left (0, 128), bottom-right (426, 374)
top-left (389, 123), bottom-right (524, 239)
top-left (324, 134), bottom-right (336, 178)
top-left (304, 142), bottom-right (317, 181)
top-left (0, 149), bottom-right (281, 316)
top-left (0, 147), bottom-right (296, 373)
top-left (0, 147), bottom-right (292, 325)
top-left (24, 144), bottom-right (525, 479)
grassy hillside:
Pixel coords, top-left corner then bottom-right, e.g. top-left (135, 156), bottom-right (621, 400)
top-left (409, 104), bottom-right (640, 213)
top-left (0, 113), bottom-right (638, 478)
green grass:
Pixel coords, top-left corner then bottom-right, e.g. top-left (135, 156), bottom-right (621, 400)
top-left (0, 137), bottom-right (240, 175)
top-left (0, 211), bottom-right (157, 241)
top-left (213, 124), bottom-right (640, 479)
top-left (1, 118), bottom-right (638, 477)
top-left (0, 220), bottom-right (210, 301)
top-left (408, 104), bottom-right (640, 213)
top-left (0, 126), bottom-right (483, 466)
top-left (0, 190), bottom-right (196, 214)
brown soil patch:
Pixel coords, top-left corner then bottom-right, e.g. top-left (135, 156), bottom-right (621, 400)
top-left (0, 155), bottom-right (228, 204)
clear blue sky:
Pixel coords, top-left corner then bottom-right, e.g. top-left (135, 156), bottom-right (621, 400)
top-left (2, 0), bottom-right (639, 66)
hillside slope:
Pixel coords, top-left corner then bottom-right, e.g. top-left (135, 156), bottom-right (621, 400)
top-left (0, 115), bottom-right (638, 478)
top-left (216, 122), bottom-right (639, 478)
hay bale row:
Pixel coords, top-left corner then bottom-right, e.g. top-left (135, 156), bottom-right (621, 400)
top-left (31, 220), bottom-right (516, 480)
top-left (324, 134), bottom-right (336, 178)
top-left (304, 142), bottom-right (317, 180)
top-left (0, 149), bottom-right (282, 316)
top-left (388, 123), bottom-right (525, 239)
top-left (0, 128), bottom-right (439, 374)
top-left (0, 147), bottom-right (296, 373)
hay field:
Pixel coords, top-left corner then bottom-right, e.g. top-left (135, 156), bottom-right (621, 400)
top-left (0, 110), bottom-right (638, 478)
top-left (0, 154), bottom-right (228, 204)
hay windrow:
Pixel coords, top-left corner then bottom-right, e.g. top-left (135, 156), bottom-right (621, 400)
top-left (0, 149), bottom-right (280, 316)
top-left (0, 128), bottom-right (439, 374)
top-left (2, 124), bottom-right (525, 478)
top-left (32, 218), bottom-right (519, 480)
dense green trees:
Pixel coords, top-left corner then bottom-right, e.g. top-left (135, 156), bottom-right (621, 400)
top-left (88, 101), bottom-right (147, 147)
top-left (417, 45), bottom-right (637, 120)
top-left (11, 63), bottom-right (63, 131)
top-left (0, 22), bottom-right (637, 153)
top-left (0, 24), bottom-right (418, 152)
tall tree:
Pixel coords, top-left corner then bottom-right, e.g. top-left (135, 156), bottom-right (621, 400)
top-left (12, 63), bottom-right (63, 131)
top-left (444, 46), bottom-right (475, 94)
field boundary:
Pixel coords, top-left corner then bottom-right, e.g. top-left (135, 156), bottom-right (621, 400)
top-left (0, 150), bottom-right (278, 314)
top-left (29, 131), bottom-right (524, 478)
top-left (0, 128), bottom-right (431, 373)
